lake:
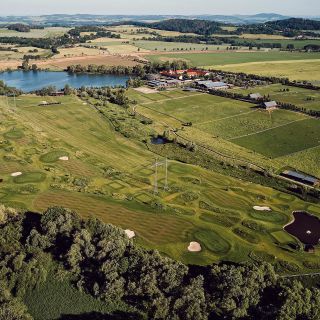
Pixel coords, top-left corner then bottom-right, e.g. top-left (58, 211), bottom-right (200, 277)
top-left (0, 71), bottom-right (130, 92)
top-left (284, 211), bottom-right (320, 246)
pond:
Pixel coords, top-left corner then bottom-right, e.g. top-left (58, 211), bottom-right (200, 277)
top-left (284, 211), bottom-right (320, 245)
top-left (0, 70), bottom-right (130, 92)
top-left (151, 136), bottom-right (171, 145)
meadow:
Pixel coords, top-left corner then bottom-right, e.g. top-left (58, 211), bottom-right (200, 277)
top-left (0, 92), bottom-right (319, 271)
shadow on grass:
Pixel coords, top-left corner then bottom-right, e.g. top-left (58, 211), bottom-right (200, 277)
top-left (58, 311), bottom-right (144, 320)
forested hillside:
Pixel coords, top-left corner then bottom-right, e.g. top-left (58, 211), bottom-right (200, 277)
top-left (0, 205), bottom-right (319, 320)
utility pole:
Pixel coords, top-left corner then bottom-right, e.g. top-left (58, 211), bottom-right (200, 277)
top-left (154, 158), bottom-right (158, 194)
top-left (164, 158), bottom-right (169, 190)
top-left (151, 157), bottom-right (169, 194)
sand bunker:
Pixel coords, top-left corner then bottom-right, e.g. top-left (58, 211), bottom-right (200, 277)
top-left (59, 156), bottom-right (69, 161)
top-left (188, 242), bottom-right (202, 252)
top-left (253, 206), bottom-right (271, 211)
top-left (125, 229), bottom-right (135, 239)
top-left (11, 172), bottom-right (22, 177)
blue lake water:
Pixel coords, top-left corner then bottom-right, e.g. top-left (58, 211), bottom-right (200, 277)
top-left (0, 71), bottom-right (130, 92)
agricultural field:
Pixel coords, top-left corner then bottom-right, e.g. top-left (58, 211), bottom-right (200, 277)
top-left (134, 40), bottom-right (231, 51)
top-left (146, 51), bottom-right (320, 67)
top-left (231, 83), bottom-right (320, 111)
top-left (234, 38), bottom-right (320, 49)
top-left (1, 92), bottom-right (320, 271)
top-left (106, 25), bottom-right (197, 38)
top-left (0, 27), bottom-right (70, 38)
top-left (216, 59), bottom-right (320, 83)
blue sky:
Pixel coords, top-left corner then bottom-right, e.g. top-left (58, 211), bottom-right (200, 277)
top-left (1, 0), bottom-right (319, 16)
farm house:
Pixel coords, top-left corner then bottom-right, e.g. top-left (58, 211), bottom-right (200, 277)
top-left (263, 101), bottom-right (278, 110)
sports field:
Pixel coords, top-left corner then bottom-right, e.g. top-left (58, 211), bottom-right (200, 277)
top-left (0, 93), bottom-right (320, 270)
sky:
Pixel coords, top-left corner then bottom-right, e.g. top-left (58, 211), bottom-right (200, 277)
top-left (1, 0), bottom-right (319, 17)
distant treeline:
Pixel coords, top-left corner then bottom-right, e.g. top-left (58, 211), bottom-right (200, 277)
top-left (66, 60), bottom-right (190, 76)
top-left (0, 80), bottom-right (23, 96)
top-left (0, 26), bottom-right (119, 50)
top-left (114, 17), bottom-right (320, 37)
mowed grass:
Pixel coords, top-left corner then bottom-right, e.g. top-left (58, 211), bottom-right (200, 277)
top-left (232, 118), bottom-right (320, 158)
top-left (14, 95), bottom-right (151, 169)
top-left (231, 84), bottom-right (320, 111)
top-left (33, 191), bottom-right (194, 245)
top-left (146, 51), bottom-right (320, 67)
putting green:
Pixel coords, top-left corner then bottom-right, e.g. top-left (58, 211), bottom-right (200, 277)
top-left (194, 229), bottom-right (231, 254)
top-left (40, 150), bottom-right (69, 163)
top-left (13, 172), bottom-right (46, 184)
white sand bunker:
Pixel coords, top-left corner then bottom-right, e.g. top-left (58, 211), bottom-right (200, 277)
top-left (59, 156), bottom-right (69, 161)
top-left (306, 230), bottom-right (312, 234)
top-left (125, 229), bottom-right (135, 239)
top-left (253, 206), bottom-right (271, 211)
top-left (11, 172), bottom-right (22, 177)
top-left (188, 242), bottom-right (202, 252)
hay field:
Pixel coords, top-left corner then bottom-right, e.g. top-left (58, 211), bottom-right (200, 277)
top-left (135, 40), bottom-right (230, 51)
top-left (216, 59), bottom-right (320, 83)
top-left (0, 27), bottom-right (70, 38)
top-left (146, 51), bottom-right (320, 66)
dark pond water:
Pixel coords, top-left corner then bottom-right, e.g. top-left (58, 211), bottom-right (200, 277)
top-left (0, 71), bottom-right (129, 92)
top-left (284, 211), bottom-right (320, 245)
top-left (151, 136), bottom-right (170, 145)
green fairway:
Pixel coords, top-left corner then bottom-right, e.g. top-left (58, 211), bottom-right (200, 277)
top-left (0, 93), bottom-right (320, 271)
top-left (146, 51), bottom-right (320, 66)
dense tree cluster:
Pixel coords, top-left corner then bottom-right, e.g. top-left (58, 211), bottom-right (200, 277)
top-left (66, 60), bottom-right (190, 76)
top-left (0, 26), bottom-right (118, 50)
top-left (0, 80), bottom-right (23, 96)
top-left (237, 18), bottom-right (320, 37)
top-left (0, 205), bottom-right (319, 319)
top-left (7, 23), bottom-right (31, 32)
